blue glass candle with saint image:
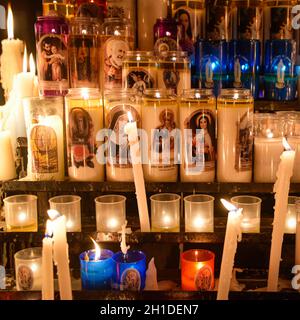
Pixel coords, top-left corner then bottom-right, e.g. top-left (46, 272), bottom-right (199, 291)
top-left (80, 249), bottom-right (114, 290)
top-left (229, 40), bottom-right (261, 99)
top-left (264, 39), bottom-right (297, 101)
top-left (195, 40), bottom-right (228, 96)
top-left (112, 250), bottom-right (146, 291)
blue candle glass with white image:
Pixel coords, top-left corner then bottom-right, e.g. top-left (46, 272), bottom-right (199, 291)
top-left (112, 250), bottom-right (146, 291)
top-left (80, 247), bottom-right (114, 290)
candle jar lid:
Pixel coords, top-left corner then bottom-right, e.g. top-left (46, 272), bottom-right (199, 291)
top-left (66, 88), bottom-right (101, 99)
top-left (143, 89), bottom-right (177, 101)
top-left (104, 88), bottom-right (139, 102)
top-left (254, 113), bottom-right (286, 138)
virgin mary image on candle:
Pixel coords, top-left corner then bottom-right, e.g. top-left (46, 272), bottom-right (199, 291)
top-left (121, 268), bottom-right (141, 291)
top-left (195, 265), bottom-right (214, 291)
top-left (68, 108), bottom-right (95, 169)
top-left (174, 8), bottom-right (194, 55)
top-left (17, 265), bottom-right (34, 291)
top-left (38, 36), bottom-right (68, 82)
top-left (104, 38), bottom-right (129, 88)
top-left (30, 125), bottom-right (58, 173)
top-left (107, 106), bottom-right (140, 167)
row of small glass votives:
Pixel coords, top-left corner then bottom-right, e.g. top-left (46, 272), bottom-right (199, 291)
top-left (4, 192), bottom-right (299, 234)
top-left (14, 246), bottom-right (216, 292)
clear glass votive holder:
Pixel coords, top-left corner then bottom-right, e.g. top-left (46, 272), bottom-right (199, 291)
top-left (4, 195), bottom-right (38, 232)
top-left (49, 195), bottom-right (82, 232)
top-left (184, 195), bottom-right (214, 232)
top-left (95, 195), bottom-right (126, 232)
top-left (285, 196), bottom-right (299, 234)
top-left (14, 247), bottom-right (42, 291)
top-left (231, 195), bottom-right (262, 233)
top-left (150, 193), bottom-right (181, 232)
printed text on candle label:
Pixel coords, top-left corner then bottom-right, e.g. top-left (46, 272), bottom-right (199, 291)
top-left (0, 266), bottom-right (5, 289)
top-left (291, 265), bottom-right (300, 290)
top-left (99, 304), bottom-right (199, 317)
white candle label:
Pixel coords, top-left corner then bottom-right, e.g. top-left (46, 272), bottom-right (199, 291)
top-left (107, 105), bottom-right (141, 168)
top-left (183, 109), bottom-right (216, 173)
top-left (69, 36), bottom-right (99, 88)
top-left (123, 67), bottom-right (156, 95)
top-left (194, 265), bottom-right (213, 291)
top-left (17, 265), bottom-right (34, 291)
top-left (30, 125), bottom-right (58, 173)
top-left (154, 38), bottom-right (179, 54)
top-left (37, 34), bottom-right (69, 91)
top-left (235, 111), bottom-right (253, 172)
top-left (102, 36), bottom-right (131, 90)
top-left (120, 268), bottom-right (141, 291)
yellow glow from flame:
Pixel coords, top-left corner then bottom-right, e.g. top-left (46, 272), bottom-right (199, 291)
top-left (91, 238), bottom-right (101, 261)
top-left (221, 199), bottom-right (238, 212)
top-left (127, 111), bottom-right (133, 123)
top-left (46, 220), bottom-right (53, 237)
top-left (18, 212), bottom-right (27, 222)
top-left (7, 4), bottom-right (14, 40)
top-left (283, 137), bottom-right (292, 151)
top-left (29, 53), bottom-right (36, 75)
top-left (81, 88), bottom-right (89, 100)
top-left (23, 45), bottom-right (27, 73)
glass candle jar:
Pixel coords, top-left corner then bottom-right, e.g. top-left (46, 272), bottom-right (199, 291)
top-left (100, 18), bottom-right (134, 92)
top-left (181, 249), bottom-right (215, 291)
top-left (112, 250), bottom-right (147, 291)
top-left (217, 89), bottom-right (254, 183)
top-left (254, 113), bottom-right (285, 183)
top-left (122, 51), bottom-right (157, 96)
top-left (142, 89), bottom-right (179, 182)
top-left (95, 195), bottom-right (126, 232)
top-left (150, 193), bottom-right (180, 232)
top-left (172, 0), bottom-right (206, 56)
top-left (43, 0), bottom-right (75, 19)
top-left (104, 89), bottom-right (141, 181)
top-left (284, 196), bottom-right (299, 234)
top-left (138, 0), bottom-right (169, 51)
top-left (49, 195), bottom-right (82, 232)
top-left (14, 247), bottom-right (42, 291)
top-left (157, 51), bottom-right (191, 96)
top-left (206, 0), bottom-right (232, 41)
top-left (35, 16), bottom-right (69, 97)
top-left (4, 195), bottom-right (38, 232)
top-left (184, 195), bottom-right (214, 232)
top-left (80, 248), bottom-right (114, 290)
top-left (231, 195), bottom-right (262, 233)
top-left (69, 17), bottom-right (101, 88)
top-left (65, 88), bottom-right (104, 182)
top-left (179, 89), bottom-right (216, 182)
top-left (154, 18), bottom-right (180, 55)
top-left (23, 97), bottom-right (65, 181)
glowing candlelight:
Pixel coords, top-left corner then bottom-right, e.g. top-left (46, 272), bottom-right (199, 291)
top-left (90, 238), bottom-right (101, 261)
top-left (7, 4), bottom-right (14, 40)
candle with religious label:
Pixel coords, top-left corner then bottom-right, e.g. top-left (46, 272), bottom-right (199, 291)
top-left (35, 15), bottom-right (69, 96)
top-left (43, 0), bottom-right (75, 19)
top-left (65, 88), bottom-right (104, 181)
top-left (181, 249), bottom-right (215, 291)
top-left (254, 113), bottom-right (285, 183)
top-left (42, 220), bottom-right (54, 300)
top-left (157, 51), bottom-right (191, 96)
top-left (122, 51), bottom-right (157, 96)
top-left (80, 238), bottom-right (114, 290)
top-left (268, 138), bottom-right (296, 291)
top-left (124, 111), bottom-right (151, 232)
top-left (104, 89), bottom-right (141, 182)
top-left (0, 4), bottom-right (23, 99)
top-left (23, 97), bottom-right (65, 181)
top-left (142, 89), bottom-right (179, 182)
top-left (217, 199), bottom-right (243, 300)
top-left (217, 89), bottom-right (254, 183)
top-left (100, 18), bottom-right (134, 93)
top-left (112, 221), bottom-right (146, 291)
top-left (179, 89), bottom-right (216, 182)
top-left (48, 209), bottom-right (72, 300)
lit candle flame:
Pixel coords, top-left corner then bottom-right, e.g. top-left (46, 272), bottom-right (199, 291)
top-left (7, 4), bottom-right (14, 40)
top-left (81, 88), bottom-right (89, 100)
top-left (18, 212), bottom-right (27, 222)
top-left (46, 220), bottom-right (53, 237)
top-left (23, 45), bottom-right (27, 73)
top-left (283, 137), bottom-right (292, 151)
top-left (221, 199), bottom-right (238, 212)
top-left (29, 53), bottom-right (36, 75)
top-left (90, 237), bottom-right (101, 261)
top-left (127, 111), bottom-right (133, 123)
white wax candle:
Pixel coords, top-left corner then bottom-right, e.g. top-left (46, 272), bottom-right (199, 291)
top-left (48, 210), bottom-right (72, 300)
top-left (0, 131), bottom-right (16, 181)
top-left (267, 139), bottom-right (296, 291)
top-left (124, 113), bottom-right (150, 232)
top-left (42, 220), bottom-right (54, 300)
top-left (217, 200), bottom-right (243, 300)
top-left (288, 137), bottom-right (300, 183)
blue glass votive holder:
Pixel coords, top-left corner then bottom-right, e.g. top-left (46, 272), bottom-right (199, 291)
top-left (264, 39), bottom-right (297, 101)
top-left (112, 250), bottom-right (146, 291)
top-left (229, 40), bottom-right (261, 99)
top-left (80, 249), bottom-right (114, 290)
